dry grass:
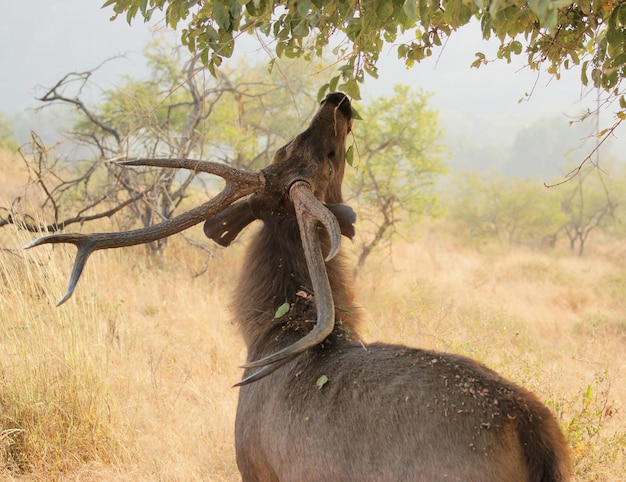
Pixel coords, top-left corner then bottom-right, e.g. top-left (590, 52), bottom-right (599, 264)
top-left (1, 209), bottom-right (625, 478)
top-left (1, 225), bottom-right (242, 481)
top-left (0, 150), bottom-right (27, 204)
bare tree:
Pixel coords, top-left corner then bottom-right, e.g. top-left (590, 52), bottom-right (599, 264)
top-left (1, 43), bottom-right (320, 250)
top-left (561, 170), bottom-right (618, 256)
top-left (0, 131), bottom-right (150, 234)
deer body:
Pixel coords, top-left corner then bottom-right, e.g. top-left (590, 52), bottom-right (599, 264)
top-left (29, 93), bottom-right (570, 481)
top-left (237, 348), bottom-right (538, 481)
top-left (233, 201), bottom-right (569, 482)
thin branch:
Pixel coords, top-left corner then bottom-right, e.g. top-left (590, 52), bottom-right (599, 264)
top-left (544, 117), bottom-right (621, 188)
top-left (1, 186), bottom-right (154, 233)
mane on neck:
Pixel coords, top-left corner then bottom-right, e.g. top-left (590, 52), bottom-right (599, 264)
top-left (232, 212), bottom-right (361, 360)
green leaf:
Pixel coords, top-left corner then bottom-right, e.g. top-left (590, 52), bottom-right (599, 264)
top-left (338, 79), bottom-right (361, 100)
top-left (276, 40), bottom-right (285, 58)
top-left (458, 3), bottom-right (473, 26)
top-left (471, 51), bottom-right (486, 69)
top-left (205, 25), bottom-right (220, 41)
top-left (293, 19), bottom-right (309, 37)
top-left (258, 21), bottom-right (271, 36)
top-left (480, 11), bottom-right (492, 39)
top-left (397, 43), bottom-right (408, 59)
top-left (606, 24), bottom-right (622, 48)
top-left (377, 1), bottom-right (394, 21)
top-left (581, 60), bottom-right (589, 85)
top-left (328, 75), bottom-right (340, 93)
top-left (591, 67), bottom-right (602, 87)
top-left (267, 57), bottom-right (276, 74)
top-left (138, 0), bottom-right (148, 17)
top-left (274, 302), bottom-right (290, 319)
top-left (403, 0), bottom-right (417, 23)
top-left (219, 36), bottom-right (235, 58)
top-left (528, 0), bottom-right (573, 29)
top-left (200, 47), bottom-right (209, 66)
top-left (213, 3), bottom-right (230, 31)
top-left (418, 0), bottom-right (430, 28)
top-left (297, 0), bottom-right (311, 17)
top-left (126, 4), bottom-right (138, 24)
top-left (283, 44), bottom-right (302, 58)
top-left (619, 3), bottom-right (626, 25)
top-left (317, 82), bottom-right (330, 101)
top-left (316, 374), bottom-right (329, 389)
top-left (346, 145), bottom-right (354, 167)
top-left (444, 0), bottom-right (461, 27)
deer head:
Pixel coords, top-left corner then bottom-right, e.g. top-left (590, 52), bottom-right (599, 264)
top-left (25, 92), bottom-right (355, 385)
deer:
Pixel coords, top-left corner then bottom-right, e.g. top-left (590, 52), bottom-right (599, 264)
top-left (26, 92), bottom-right (571, 481)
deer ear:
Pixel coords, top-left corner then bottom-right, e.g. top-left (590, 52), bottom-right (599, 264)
top-left (204, 198), bottom-right (258, 247)
top-left (327, 204), bottom-right (356, 240)
top-left (204, 199), bottom-right (356, 246)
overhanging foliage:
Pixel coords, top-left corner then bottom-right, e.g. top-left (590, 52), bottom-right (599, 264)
top-left (102, 1), bottom-right (625, 110)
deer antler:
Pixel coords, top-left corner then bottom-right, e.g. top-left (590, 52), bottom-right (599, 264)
top-left (234, 180), bottom-right (341, 386)
top-left (25, 158), bottom-right (264, 306)
top-left (27, 92), bottom-right (353, 385)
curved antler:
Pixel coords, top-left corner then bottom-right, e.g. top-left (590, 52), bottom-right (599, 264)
top-left (25, 158), bottom-right (264, 305)
top-left (234, 180), bottom-right (340, 386)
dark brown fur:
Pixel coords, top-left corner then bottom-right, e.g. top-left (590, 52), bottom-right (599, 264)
top-left (211, 94), bottom-right (571, 481)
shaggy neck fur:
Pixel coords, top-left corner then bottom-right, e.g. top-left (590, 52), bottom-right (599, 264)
top-left (232, 205), bottom-right (360, 363)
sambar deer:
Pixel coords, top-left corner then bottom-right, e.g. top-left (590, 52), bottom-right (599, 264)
top-left (27, 92), bottom-right (570, 481)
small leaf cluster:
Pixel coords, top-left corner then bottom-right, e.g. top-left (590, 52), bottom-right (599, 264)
top-left (524, 1), bottom-right (625, 106)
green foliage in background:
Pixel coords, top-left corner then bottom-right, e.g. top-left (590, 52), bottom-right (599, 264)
top-left (0, 113), bottom-right (18, 152)
top-left (70, 38), bottom-right (320, 168)
top-left (3, 39), bottom-right (326, 237)
top-left (448, 166), bottom-right (625, 254)
top-left (448, 171), bottom-right (567, 247)
top-left (348, 85), bottom-right (447, 267)
top-left (560, 166), bottom-right (624, 255)
top-left (4, 42), bottom-right (447, 266)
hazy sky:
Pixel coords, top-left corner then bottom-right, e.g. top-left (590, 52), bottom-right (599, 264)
top-left (1, 0), bottom-right (620, 172)
top-left (1, 1), bottom-right (154, 113)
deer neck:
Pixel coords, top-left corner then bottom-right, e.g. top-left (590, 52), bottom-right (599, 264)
top-left (232, 214), bottom-right (360, 360)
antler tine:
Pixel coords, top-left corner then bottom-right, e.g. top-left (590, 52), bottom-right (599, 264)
top-left (233, 354), bottom-right (299, 387)
top-left (119, 158), bottom-right (250, 179)
top-left (25, 159), bottom-right (265, 305)
top-left (25, 233), bottom-right (105, 306)
top-left (241, 181), bottom-right (338, 371)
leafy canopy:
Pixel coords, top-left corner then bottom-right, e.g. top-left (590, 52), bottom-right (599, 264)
top-left (103, 0), bottom-right (625, 111)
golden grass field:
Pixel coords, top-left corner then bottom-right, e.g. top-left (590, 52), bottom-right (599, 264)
top-left (1, 150), bottom-right (625, 481)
